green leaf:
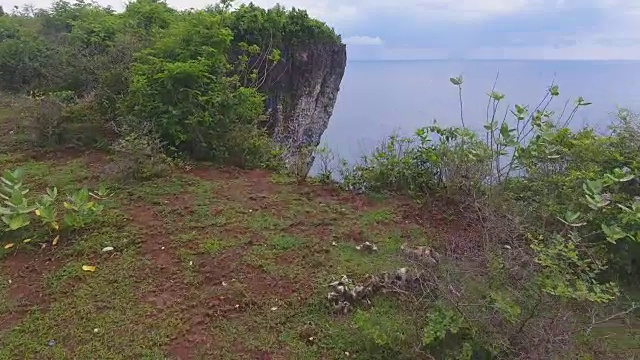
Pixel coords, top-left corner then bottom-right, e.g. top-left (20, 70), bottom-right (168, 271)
top-left (565, 211), bottom-right (581, 222)
top-left (585, 180), bottom-right (604, 194)
top-left (602, 224), bottom-right (627, 243)
top-left (3, 214), bottom-right (30, 230)
top-left (449, 75), bottom-right (463, 86)
top-left (499, 122), bottom-right (510, 139)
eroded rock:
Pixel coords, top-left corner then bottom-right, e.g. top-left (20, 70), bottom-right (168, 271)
top-left (264, 43), bottom-right (347, 175)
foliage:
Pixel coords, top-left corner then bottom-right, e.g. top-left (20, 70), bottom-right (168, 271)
top-left (313, 143), bottom-right (335, 183)
top-left (351, 300), bottom-right (417, 356)
top-left (0, 168), bottom-right (104, 242)
top-left (0, 18), bottom-right (48, 92)
top-left (18, 91), bottom-right (105, 147)
top-left (338, 76), bottom-right (640, 357)
top-left (122, 10), bottom-right (266, 163)
top-left (108, 128), bottom-right (176, 181)
top-left (0, 0), bottom-right (340, 169)
top-left (0, 168), bottom-right (37, 230)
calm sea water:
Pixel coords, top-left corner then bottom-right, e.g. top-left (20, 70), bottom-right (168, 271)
top-left (320, 60), bottom-right (640, 164)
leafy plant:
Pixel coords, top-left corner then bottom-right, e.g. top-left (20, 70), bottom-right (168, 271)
top-left (61, 187), bottom-right (104, 230)
top-left (0, 169), bottom-right (37, 230)
top-left (1, 168), bottom-right (105, 244)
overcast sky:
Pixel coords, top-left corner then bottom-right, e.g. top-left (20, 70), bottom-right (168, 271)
top-left (3, 0), bottom-right (640, 60)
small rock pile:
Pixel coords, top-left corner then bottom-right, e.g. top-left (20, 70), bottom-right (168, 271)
top-left (328, 244), bottom-right (441, 314)
top-left (401, 243), bottom-right (441, 266)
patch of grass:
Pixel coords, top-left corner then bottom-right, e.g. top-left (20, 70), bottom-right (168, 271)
top-left (0, 273), bottom-right (11, 315)
top-left (241, 234), bottom-right (316, 280)
top-left (269, 234), bottom-right (306, 251)
top-left (360, 208), bottom-right (397, 226)
top-left (332, 231), bottom-right (406, 276)
top-left (200, 238), bottom-right (234, 255)
top-left (243, 245), bottom-right (281, 275)
top-left (0, 153), bottom-right (24, 165)
top-left (206, 299), bottom-right (330, 358)
top-left (186, 177), bottom-right (220, 198)
top-left (49, 159), bottom-right (94, 189)
top-left (174, 231), bottom-right (245, 255)
top-left (591, 325), bottom-right (640, 351)
top-left (177, 248), bottom-right (200, 285)
top-left (175, 231), bottom-right (198, 245)
top-left (405, 225), bottom-right (430, 243)
top-left (44, 260), bottom-right (85, 293)
top-left (65, 210), bottom-right (138, 256)
top-left (270, 172), bottom-right (297, 185)
top-left (0, 252), bottom-right (178, 359)
top-left (367, 192), bottom-right (389, 203)
top-left (0, 107), bottom-right (15, 119)
top-left (185, 204), bottom-right (229, 229)
top-left (123, 175), bottom-right (198, 204)
top-left (206, 294), bottom-right (420, 360)
top-left (12, 158), bottom-right (94, 191)
top-left (0, 148), bottom-right (445, 359)
top-left (17, 161), bottom-right (55, 182)
top-left (247, 212), bottom-right (291, 231)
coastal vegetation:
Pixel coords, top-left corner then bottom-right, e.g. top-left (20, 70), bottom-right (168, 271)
top-left (1, 0), bottom-right (639, 358)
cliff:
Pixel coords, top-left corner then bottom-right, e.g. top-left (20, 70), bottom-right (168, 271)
top-left (264, 43), bottom-right (347, 175)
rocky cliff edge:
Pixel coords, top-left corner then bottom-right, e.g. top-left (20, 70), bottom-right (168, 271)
top-left (265, 43), bottom-right (347, 175)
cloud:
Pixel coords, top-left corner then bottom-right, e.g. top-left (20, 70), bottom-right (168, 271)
top-left (343, 35), bottom-right (384, 46)
top-left (249, 0), bottom-right (640, 60)
top-left (3, 0), bottom-right (640, 59)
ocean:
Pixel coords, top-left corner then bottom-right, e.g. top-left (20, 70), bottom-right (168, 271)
top-left (320, 60), bottom-right (640, 164)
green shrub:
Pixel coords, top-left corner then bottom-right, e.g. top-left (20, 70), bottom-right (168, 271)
top-left (107, 129), bottom-right (176, 181)
top-left (120, 10), bottom-right (279, 166)
top-left (1, 168), bottom-right (104, 246)
top-left (336, 78), bottom-right (640, 357)
top-left (0, 0), bottom-right (342, 170)
top-left (19, 91), bottom-right (106, 147)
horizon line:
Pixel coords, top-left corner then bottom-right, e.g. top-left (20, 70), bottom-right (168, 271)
top-left (347, 58), bottom-right (640, 62)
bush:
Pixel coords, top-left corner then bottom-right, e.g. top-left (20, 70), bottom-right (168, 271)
top-left (19, 91), bottom-right (107, 147)
top-left (120, 10), bottom-right (280, 166)
top-left (107, 129), bottom-right (176, 181)
top-left (336, 77), bottom-right (640, 357)
top-left (21, 93), bottom-right (67, 146)
top-left (0, 168), bottom-right (104, 246)
top-left (0, 0), bottom-right (342, 171)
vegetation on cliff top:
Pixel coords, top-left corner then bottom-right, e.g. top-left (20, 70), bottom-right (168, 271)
top-left (1, 0), bottom-right (640, 358)
top-left (0, 0), bottom-right (340, 166)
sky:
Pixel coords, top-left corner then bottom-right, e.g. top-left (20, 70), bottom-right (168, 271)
top-left (3, 0), bottom-right (640, 60)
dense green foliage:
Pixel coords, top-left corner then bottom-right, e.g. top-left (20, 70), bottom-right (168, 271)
top-left (332, 78), bottom-right (640, 357)
top-left (0, 0), bottom-right (340, 166)
top-left (1, 168), bottom-right (105, 245)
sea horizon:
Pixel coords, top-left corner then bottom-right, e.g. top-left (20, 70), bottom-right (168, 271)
top-left (319, 59), bottom-right (640, 166)
top-left (348, 59), bottom-right (640, 63)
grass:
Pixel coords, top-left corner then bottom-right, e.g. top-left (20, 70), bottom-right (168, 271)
top-left (1, 252), bottom-right (177, 359)
top-left (1, 110), bottom-right (638, 358)
top-left (0, 137), bottom-right (438, 358)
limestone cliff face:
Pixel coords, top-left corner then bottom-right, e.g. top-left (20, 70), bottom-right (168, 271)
top-left (263, 43), bottom-right (347, 175)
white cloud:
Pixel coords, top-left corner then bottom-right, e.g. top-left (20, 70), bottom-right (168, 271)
top-left (245, 0), bottom-right (539, 23)
top-left (4, 0), bottom-right (640, 59)
top-left (368, 0), bottom-right (537, 21)
top-left (343, 35), bottom-right (384, 46)
top-left (243, 0), bottom-right (357, 22)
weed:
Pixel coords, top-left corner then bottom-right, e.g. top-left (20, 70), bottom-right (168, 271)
top-left (269, 234), bottom-right (306, 251)
top-left (360, 208), bottom-right (396, 226)
top-left (247, 212), bottom-right (290, 231)
top-left (200, 238), bottom-right (232, 255)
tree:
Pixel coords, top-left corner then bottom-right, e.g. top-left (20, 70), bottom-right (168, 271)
top-left (0, 6), bottom-right (5, 16)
